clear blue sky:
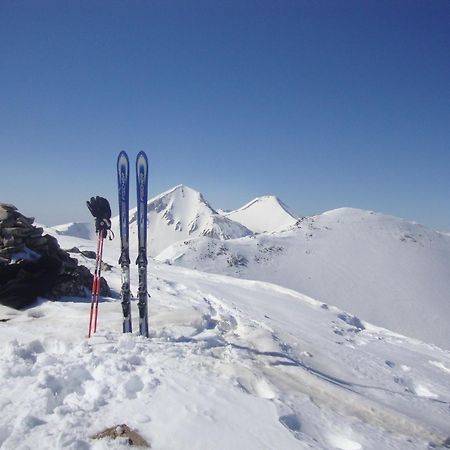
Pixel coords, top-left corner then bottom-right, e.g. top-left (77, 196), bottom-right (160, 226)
top-left (1, 0), bottom-right (449, 229)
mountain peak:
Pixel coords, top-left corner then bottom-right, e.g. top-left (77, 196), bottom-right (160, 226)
top-left (149, 184), bottom-right (216, 215)
top-left (157, 184), bottom-right (204, 199)
top-left (114, 184), bottom-right (252, 257)
top-left (226, 195), bottom-right (299, 233)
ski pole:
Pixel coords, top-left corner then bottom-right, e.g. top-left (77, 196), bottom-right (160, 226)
top-left (88, 232), bottom-right (103, 337)
top-left (86, 195), bottom-right (112, 338)
top-left (93, 232), bottom-right (105, 334)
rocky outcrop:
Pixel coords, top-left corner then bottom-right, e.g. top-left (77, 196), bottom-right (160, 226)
top-left (0, 203), bottom-right (110, 309)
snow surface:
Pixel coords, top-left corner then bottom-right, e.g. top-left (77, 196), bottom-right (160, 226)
top-left (0, 232), bottom-right (450, 450)
top-left (225, 195), bottom-right (299, 233)
top-left (111, 185), bottom-right (252, 257)
top-left (157, 207), bottom-right (450, 351)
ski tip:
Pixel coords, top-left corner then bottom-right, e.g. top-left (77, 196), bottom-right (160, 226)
top-left (117, 150), bottom-right (129, 164)
top-left (136, 151), bottom-right (148, 163)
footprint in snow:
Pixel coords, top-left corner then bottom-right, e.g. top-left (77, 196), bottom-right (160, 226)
top-left (123, 374), bottom-right (145, 399)
top-left (27, 309), bottom-right (45, 319)
top-left (279, 414), bottom-right (301, 433)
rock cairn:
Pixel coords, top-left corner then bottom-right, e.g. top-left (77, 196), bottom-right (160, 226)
top-left (0, 203), bottom-right (110, 309)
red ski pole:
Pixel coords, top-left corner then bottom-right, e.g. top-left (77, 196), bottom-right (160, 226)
top-left (86, 195), bottom-right (112, 338)
top-left (93, 233), bottom-right (105, 334)
top-left (88, 233), bottom-right (103, 337)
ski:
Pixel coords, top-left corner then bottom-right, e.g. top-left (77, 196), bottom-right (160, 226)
top-left (136, 151), bottom-right (149, 337)
top-left (117, 151), bottom-right (132, 333)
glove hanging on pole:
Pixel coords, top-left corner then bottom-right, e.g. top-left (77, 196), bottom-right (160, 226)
top-left (86, 196), bottom-right (112, 239)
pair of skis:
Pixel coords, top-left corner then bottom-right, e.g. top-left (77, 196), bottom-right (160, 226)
top-left (117, 151), bottom-right (149, 337)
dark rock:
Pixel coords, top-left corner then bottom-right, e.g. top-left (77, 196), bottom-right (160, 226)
top-left (337, 312), bottom-right (365, 331)
top-left (81, 250), bottom-right (97, 260)
top-left (0, 206), bottom-right (110, 308)
top-left (227, 254), bottom-right (248, 268)
top-left (28, 237), bottom-right (48, 248)
top-left (46, 264), bottom-right (109, 299)
top-left (2, 236), bottom-right (15, 247)
top-left (16, 216), bottom-right (34, 226)
top-left (3, 227), bottom-right (31, 238)
top-left (0, 255), bottom-right (61, 308)
top-left (28, 228), bottom-right (44, 238)
top-left (66, 247), bottom-right (81, 254)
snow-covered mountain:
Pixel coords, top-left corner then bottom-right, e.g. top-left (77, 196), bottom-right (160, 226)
top-left (1, 230), bottom-right (449, 449)
top-left (225, 195), bottom-right (299, 233)
top-left (51, 222), bottom-right (95, 240)
top-left (157, 207), bottom-right (450, 350)
top-left (112, 185), bottom-right (252, 257)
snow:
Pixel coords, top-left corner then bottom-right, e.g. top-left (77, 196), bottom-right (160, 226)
top-left (157, 207), bottom-right (450, 350)
top-left (111, 185), bottom-right (252, 257)
top-left (225, 195), bottom-right (299, 233)
top-left (51, 222), bottom-right (95, 241)
top-left (0, 231), bottom-right (450, 450)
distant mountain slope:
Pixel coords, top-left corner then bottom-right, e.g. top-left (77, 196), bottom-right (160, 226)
top-left (225, 196), bottom-right (299, 233)
top-left (51, 222), bottom-right (95, 240)
top-left (157, 207), bottom-right (450, 350)
top-left (112, 185), bottom-right (252, 257)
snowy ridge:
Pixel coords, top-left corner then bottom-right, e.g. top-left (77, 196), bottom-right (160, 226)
top-left (157, 207), bottom-right (450, 350)
top-left (51, 222), bottom-right (95, 241)
top-left (0, 229), bottom-right (449, 449)
top-left (112, 185), bottom-right (252, 257)
top-left (225, 195), bottom-right (299, 233)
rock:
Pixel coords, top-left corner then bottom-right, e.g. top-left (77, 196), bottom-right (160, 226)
top-left (46, 264), bottom-right (109, 299)
top-left (16, 216), bottom-right (34, 226)
top-left (2, 236), bottom-right (15, 247)
top-left (28, 237), bottom-right (48, 248)
top-left (66, 247), bottom-right (81, 254)
top-left (0, 205), bottom-right (110, 308)
top-left (0, 204), bottom-right (18, 223)
top-left (92, 424), bottom-right (150, 447)
top-left (101, 261), bottom-right (113, 272)
top-left (0, 255), bottom-right (61, 308)
top-left (28, 228), bottom-right (44, 238)
top-left (337, 312), bottom-right (365, 331)
top-left (3, 227), bottom-right (31, 238)
top-left (0, 203), bottom-right (17, 211)
top-left (81, 250), bottom-right (97, 260)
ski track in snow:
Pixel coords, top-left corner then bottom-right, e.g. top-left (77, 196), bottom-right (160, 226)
top-left (0, 235), bottom-right (450, 449)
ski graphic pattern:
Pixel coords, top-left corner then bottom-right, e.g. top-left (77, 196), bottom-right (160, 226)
top-left (136, 151), bottom-right (149, 337)
top-left (117, 151), bottom-right (132, 333)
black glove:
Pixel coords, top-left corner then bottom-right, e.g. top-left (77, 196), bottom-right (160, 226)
top-left (86, 196), bottom-right (112, 237)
